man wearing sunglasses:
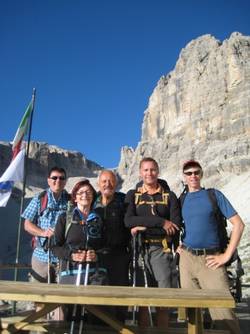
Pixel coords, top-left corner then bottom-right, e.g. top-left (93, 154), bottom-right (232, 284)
top-left (179, 160), bottom-right (244, 334)
top-left (22, 166), bottom-right (69, 284)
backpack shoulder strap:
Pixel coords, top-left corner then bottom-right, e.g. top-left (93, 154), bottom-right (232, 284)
top-left (134, 187), bottom-right (143, 205)
top-left (37, 190), bottom-right (48, 216)
top-left (158, 178), bottom-right (170, 192)
top-left (64, 202), bottom-right (76, 239)
top-left (206, 188), bottom-right (227, 226)
top-left (179, 189), bottom-right (188, 208)
top-left (206, 188), bottom-right (218, 209)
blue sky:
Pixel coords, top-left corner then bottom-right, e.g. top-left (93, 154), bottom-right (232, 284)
top-left (1, 0), bottom-right (250, 168)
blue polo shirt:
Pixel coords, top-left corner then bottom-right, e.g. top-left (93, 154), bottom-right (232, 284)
top-left (182, 189), bottom-right (237, 249)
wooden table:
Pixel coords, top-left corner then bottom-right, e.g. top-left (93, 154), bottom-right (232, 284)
top-left (0, 280), bottom-right (234, 333)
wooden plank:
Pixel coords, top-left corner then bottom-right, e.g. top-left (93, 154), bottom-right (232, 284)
top-left (0, 316), bottom-right (231, 334)
top-left (86, 305), bottom-right (135, 334)
top-left (178, 307), bottom-right (187, 321)
top-left (0, 320), bottom-right (232, 334)
top-left (2, 304), bottom-right (60, 333)
top-left (13, 303), bottom-right (60, 331)
top-left (187, 308), bottom-right (203, 334)
top-left (0, 281), bottom-right (235, 309)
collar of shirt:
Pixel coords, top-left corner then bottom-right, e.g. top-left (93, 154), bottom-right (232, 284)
top-left (73, 207), bottom-right (99, 222)
top-left (140, 183), bottom-right (162, 195)
top-left (47, 188), bottom-right (68, 209)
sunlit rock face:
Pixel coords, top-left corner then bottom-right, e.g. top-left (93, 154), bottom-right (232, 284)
top-left (117, 32), bottom-right (250, 292)
top-left (118, 32), bottom-right (250, 193)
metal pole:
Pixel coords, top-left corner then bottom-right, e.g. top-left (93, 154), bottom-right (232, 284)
top-left (132, 235), bottom-right (137, 325)
top-left (14, 88), bottom-right (36, 282)
top-left (78, 262), bottom-right (90, 334)
top-left (78, 231), bottom-right (90, 334)
top-left (47, 239), bottom-right (51, 285)
top-left (138, 233), bottom-right (153, 327)
top-left (70, 262), bottom-right (82, 334)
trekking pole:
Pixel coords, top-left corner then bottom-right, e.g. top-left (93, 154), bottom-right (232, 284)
top-left (78, 257), bottom-right (90, 334)
top-left (45, 227), bottom-right (55, 285)
top-left (70, 261), bottom-right (82, 334)
top-left (132, 234), bottom-right (137, 325)
top-left (138, 233), bottom-right (153, 327)
top-left (47, 238), bottom-right (51, 285)
top-left (78, 230), bottom-right (90, 334)
top-left (46, 237), bottom-right (52, 321)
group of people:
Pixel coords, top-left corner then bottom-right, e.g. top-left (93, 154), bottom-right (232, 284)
top-left (22, 158), bottom-right (245, 333)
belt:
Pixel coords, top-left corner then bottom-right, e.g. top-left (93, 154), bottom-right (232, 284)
top-left (144, 238), bottom-right (172, 253)
top-left (144, 238), bottom-right (164, 244)
top-left (182, 244), bottom-right (220, 256)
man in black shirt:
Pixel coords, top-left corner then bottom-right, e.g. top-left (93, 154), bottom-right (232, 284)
top-left (95, 170), bottom-right (130, 322)
top-left (125, 157), bottom-right (181, 328)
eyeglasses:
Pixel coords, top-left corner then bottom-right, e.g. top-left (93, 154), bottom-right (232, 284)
top-left (76, 191), bottom-right (93, 197)
top-left (49, 176), bottom-right (66, 181)
top-left (184, 170), bottom-right (201, 176)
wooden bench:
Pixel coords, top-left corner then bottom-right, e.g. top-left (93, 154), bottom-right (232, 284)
top-left (0, 280), bottom-right (234, 333)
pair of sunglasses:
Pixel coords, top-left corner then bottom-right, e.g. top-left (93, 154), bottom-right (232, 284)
top-left (49, 176), bottom-right (66, 181)
top-left (184, 170), bottom-right (201, 176)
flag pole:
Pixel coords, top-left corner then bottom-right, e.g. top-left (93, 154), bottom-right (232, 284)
top-left (14, 88), bottom-right (36, 282)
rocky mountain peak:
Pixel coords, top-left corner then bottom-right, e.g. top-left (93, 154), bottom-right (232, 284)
top-left (118, 32), bottom-right (250, 192)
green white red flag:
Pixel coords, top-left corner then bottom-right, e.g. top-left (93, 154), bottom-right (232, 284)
top-left (12, 101), bottom-right (32, 159)
top-left (0, 98), bottom-right (33, 207)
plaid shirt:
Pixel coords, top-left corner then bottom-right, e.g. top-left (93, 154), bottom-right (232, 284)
top-left (22, 188), bottom-right (68, 263)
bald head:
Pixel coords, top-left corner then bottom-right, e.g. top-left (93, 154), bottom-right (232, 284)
top-left (98, 170), bottom-right (117, 202)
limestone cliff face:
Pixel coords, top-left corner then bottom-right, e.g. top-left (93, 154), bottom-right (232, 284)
top-left (118, 32), bottom-right (250, 192)
top-left (0, 141), bottom-right (102, 189)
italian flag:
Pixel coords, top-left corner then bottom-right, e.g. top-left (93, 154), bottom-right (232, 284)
top-left (0, 149), bottom-right (26, 206)
top-left (12, 101), bottom-right (32, 159)
top-left (0, 100), bottom-right (33, 207)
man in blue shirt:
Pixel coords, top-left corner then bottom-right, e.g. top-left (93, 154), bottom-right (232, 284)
top-left (22, 166), bottom-right (69, 283)
top-left (179, 160), bottom-right (244, 334)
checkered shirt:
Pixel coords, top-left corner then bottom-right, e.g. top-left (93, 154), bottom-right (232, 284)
top-left (22, 188), bottom-right (68, 263)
